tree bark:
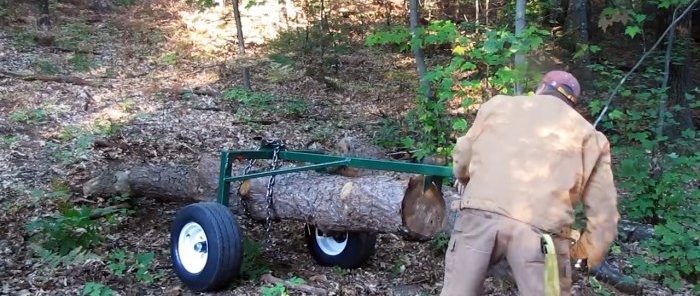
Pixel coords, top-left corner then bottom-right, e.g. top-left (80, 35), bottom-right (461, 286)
top-left (570, 0), bottom-right (593, 92)
top-left (231, 0), bottom-right (252, 91)
top-left (514, 0), bottom-right (526, 95)
top-left (409, 0), bottom-right (433, 99)
top-left (37, 0), bottom-right (50, 28)
top-left (239, 172), bottom-right (453, 240)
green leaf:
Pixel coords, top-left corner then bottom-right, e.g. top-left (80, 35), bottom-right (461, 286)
top-left (608, 109), bottom-right (624, 120)
top-left (633, 13), bottom-right (647, 23)
top-left (452, 118), bottom-right (469, 131)
top-left (453, 45), bottom-right (467, 55)
top-left (625, 26), bottom-right (642, 38)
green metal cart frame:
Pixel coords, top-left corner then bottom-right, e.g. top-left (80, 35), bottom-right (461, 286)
top-left (169, 138), bottom-right (456, 293)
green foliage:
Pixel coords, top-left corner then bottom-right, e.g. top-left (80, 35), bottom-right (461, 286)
top-left (92, 118), bottom-right (122, 136)
top-left (365, 25), bottom-right (411, 52)
top-left (0, 135), bottom-right (18, 147)
top-left (115, 0), bottom-right (136, 7)
top-left (372, 116), bottom-right (407, 149)
top-left (588, 53), bottom-right (698, 291)
top-left (70, 53), bottom-right (94, 72)
top-left (107, 249), bottom-right (129, 276)
top-left (46, 133), bottom-right (96, 164)
top-left (10, 108), bottom-right (47, 124)
top-left (185, 0), bottom-right (218, 10)
top-left (106, 249), bottom-right (162, 284)
top-left (26, 205), bottom-right (104, 255)
top-left (12, 29), bottom-right (37, 48)
top-left (262, 277), bottom-right (304, 296)
top-left (431, 232), bottom-right (451, 252)
top-left (224, 87), bottom-right (310, 119)
top-left (57, 22), bottom-right (94, 51)
top-left (588, 277), bottom-right (615, 296)
top-left (159, 52), bottom-right (179, 66)
top-left (29, 244), bottom-right (100, 268)
top-left (82, 282), bottom-right (115, 296)
top-left (241, 238), bottom-right (271, 281)
top-left (332, 266), bottom-right (349, 275)
top-left (36, 60), bottom-right (60, 74)
top-left (225, 87), bottom-right (274, 105)
top-left (366, 20), bottom-right (550, 157)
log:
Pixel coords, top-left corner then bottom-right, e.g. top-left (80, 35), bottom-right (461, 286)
top-left (82, 154), bottom-right (222, 203)
top-left (82, 152), bottom-right (457, 241)
top-left (260, 273), bottom-right (327, 295)
top-left (590, 261), bottom-right (643, 295)
top-left (0, 69), bottom-right (105, 88)
top-left (238, 171), bottom-right (454, 240)
top-left (618, 220), bottom-right (655, 242)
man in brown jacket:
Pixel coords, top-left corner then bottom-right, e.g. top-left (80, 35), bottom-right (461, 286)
top-left (440, 70), bottom-right (620, 296)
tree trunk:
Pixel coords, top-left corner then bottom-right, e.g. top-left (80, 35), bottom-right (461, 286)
top-left (666, 11), bottom-right (696, 140)
top-left (409, 0), bottom-right (433, 99)
top-left (514, 0), bottom-right (526, 94)
top-left (38, 0), bottom-right (50, 28)
top-left (231, 0), bottom-right (252, 91)
top-left (570, 0), bottom-right (593, 93)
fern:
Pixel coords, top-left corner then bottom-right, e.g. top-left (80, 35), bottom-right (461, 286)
top-left (30, 243), bottom-right (101, 268)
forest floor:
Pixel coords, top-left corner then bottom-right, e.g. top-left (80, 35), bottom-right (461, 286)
top-left (0, 1), bottom-right (696, 296)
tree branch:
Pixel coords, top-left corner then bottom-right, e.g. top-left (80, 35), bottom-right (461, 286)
top-left (593, 0), bottom-right (699, 128)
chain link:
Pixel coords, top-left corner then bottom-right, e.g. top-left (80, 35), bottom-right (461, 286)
top-left (264, 144), bottom-right (282, 244)
top-left (234, 139), bottom-right (284, 246)
top-left (237, 158), bottom-right (257, 217)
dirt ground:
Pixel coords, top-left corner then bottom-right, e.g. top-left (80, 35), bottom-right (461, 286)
top-left (0, 1), bottom-right (696, 296)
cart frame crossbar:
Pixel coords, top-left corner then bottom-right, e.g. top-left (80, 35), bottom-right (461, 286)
top-left (216, 142), bottom-right (454, 205)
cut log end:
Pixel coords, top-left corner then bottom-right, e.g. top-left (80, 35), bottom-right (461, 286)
top-left (401, 176), bottom-right (447, 241)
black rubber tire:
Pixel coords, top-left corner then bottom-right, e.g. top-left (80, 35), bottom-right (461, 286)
top-left (170, 202), bottom-right (243, 292)
top-left (304, 224), bottom-right (377, 269)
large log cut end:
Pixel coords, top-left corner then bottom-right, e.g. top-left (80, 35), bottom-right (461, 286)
top-left (238, 171), bottom-right (451, 240)
top-left (401, 176), bottom-right (447, 241)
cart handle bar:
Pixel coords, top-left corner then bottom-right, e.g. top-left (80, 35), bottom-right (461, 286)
top-left (216, 149), bottom-right (455, 205)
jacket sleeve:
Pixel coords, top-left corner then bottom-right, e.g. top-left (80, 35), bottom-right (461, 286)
top-left (451, 97), bottom-right (495, 184)
top-left (571, 131), bottom-right (620, 268)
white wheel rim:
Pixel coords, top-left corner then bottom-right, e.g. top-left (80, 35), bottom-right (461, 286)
top-left (177, 222), bottom-right (209, 274)
top-left (315, 229), bottom-right (348, 256)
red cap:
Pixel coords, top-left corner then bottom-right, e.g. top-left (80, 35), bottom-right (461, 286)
top-left (540, 70), bottom-right (581, 102)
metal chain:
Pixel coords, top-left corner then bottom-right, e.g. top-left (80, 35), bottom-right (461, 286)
top-left (263, 144), bottom-right (282, 244)
top-left (237, 158), bottom-right (257, 218)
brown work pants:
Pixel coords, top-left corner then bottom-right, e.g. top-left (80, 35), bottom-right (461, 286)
top-left (440, 209), bottom-right (573, 296)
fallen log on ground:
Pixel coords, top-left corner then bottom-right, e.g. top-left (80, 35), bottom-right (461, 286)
top-left (0, 69), bottom-right (106, 87)
top-left (590, 261), bottom-right (643, 295)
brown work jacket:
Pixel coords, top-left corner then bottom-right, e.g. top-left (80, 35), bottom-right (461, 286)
top-left (452, 94), bottom-right (620, 267)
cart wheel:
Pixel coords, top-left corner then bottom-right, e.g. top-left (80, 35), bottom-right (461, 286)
top-left (170, 202), bottom-right (243, 292)
top-left (304, 224), bottom-right (377, 269)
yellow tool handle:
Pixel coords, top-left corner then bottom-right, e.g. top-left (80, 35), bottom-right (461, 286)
top-left (542, 234), bottom-right (561, 296)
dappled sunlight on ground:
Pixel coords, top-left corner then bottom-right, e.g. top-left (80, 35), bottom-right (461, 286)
top-left (176, 0), bottom-right (304, 56)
